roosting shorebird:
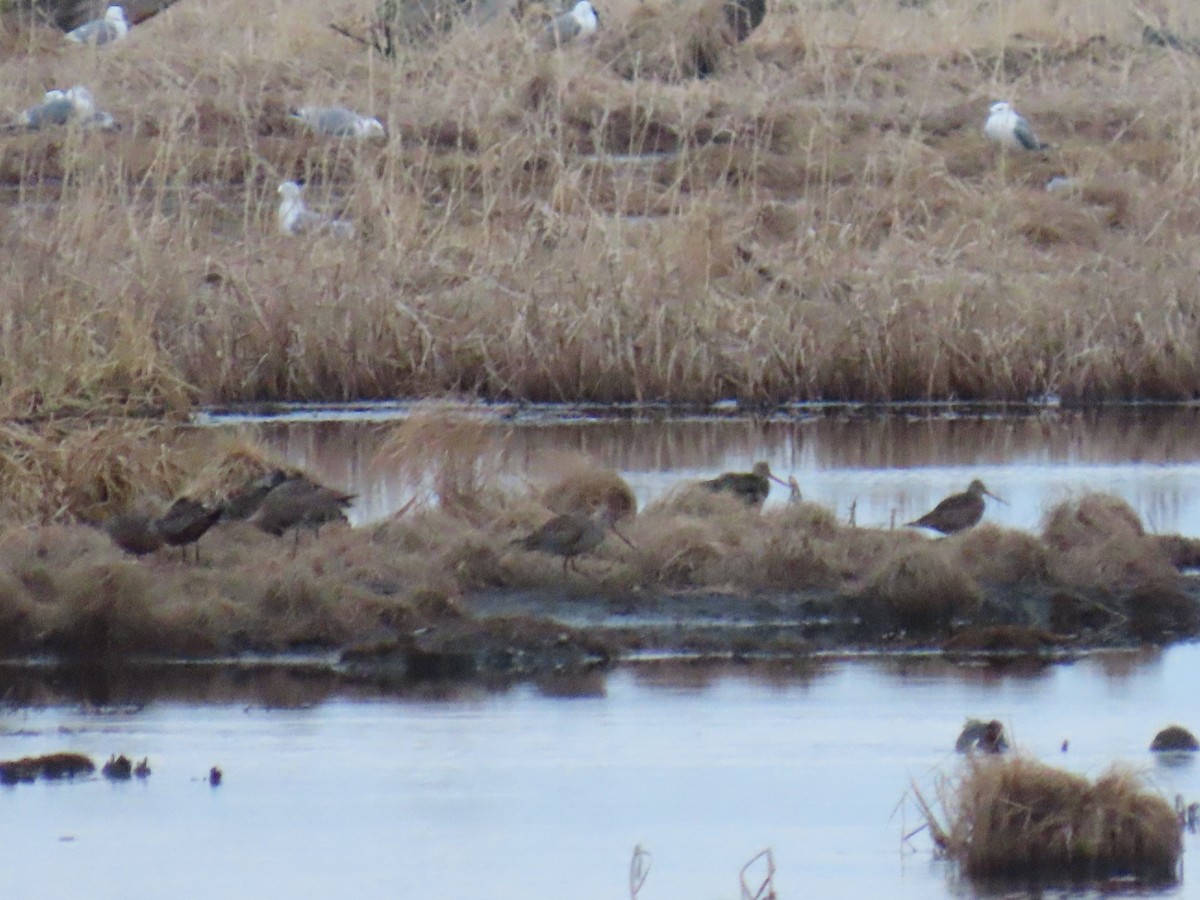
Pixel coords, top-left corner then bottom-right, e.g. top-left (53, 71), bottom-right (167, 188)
top-left (984, 101), bottom-right (1051, 152)
top-left (288, 106), bottom-right (385, 139)
top-left (512, 506), bottom-right (633, 573)
top-left (155, 497), bottom-right (223, 562)
top-left (542, 0), bottom-right (600, 47)
top-left (277, 181), bottom-right (355, 238)
top-left (103, 511), bottom-right (164, 557)
top-left (221, 469), bottom-right (291, 521)
top-left (907, 479), bottom-right (1003, 535)
top-left (251, 476), bottom-right (355, 549)
top-left (701, 461), bottom-right (789, 507)
top-left (65, 4), bottom-right (129, 44)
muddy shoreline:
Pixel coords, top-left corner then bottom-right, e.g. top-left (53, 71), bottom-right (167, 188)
top-left (3, 570), bottom-right (1197, 694)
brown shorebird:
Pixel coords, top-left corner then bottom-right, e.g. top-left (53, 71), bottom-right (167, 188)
top-left (907, 479), bottom-right (1003, 535)
top-left (251, 476), bottom-right (355, 549)
top-left (103, 512), bottom-right (163, 557)
top-left (156, 498), bottom-right (223, 562)
top-left (512, 507), bottom-right (634, 573)
top-left (701, 461), bottom-right (789, 507)
top-left (221, 469), bottom-right (291, 521)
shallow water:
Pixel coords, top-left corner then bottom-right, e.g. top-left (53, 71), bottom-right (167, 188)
top-left (3, 647), bottom-right (1200, 899)
top-left (216, 405), bottom-right (1200, 535)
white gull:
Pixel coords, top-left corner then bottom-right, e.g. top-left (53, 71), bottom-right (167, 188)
top-left (277, 182), bottom-right (355, 238)
top-left (65, 5), bottom-right (129, 44)
top-left (984, 101), bottom-right (1050, 151)
top-left (288, 106), bottom-right (385, 139)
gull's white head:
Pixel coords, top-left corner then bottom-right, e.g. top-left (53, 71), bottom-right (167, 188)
top-left (65, 86), bottom-right (95, 116)
top-left (356, 116), bottom-right (386, 138)
top-left (988, 101), bottom-right (1012, 116)
top-left (277, 181), bottom-right (305, 234)
top-left (105, 5), bottom-right (127, 25)
top-left (571, 0), bottom-right (599, 33)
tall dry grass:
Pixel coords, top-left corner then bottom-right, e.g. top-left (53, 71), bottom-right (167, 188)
top-left (2, 0), bottom-right (1200, 410)
top-left (922, 755), bottom-right (1181, 884)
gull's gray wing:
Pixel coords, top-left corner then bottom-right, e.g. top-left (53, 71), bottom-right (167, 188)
top-left (1013, 114), bottom-right (1046, 151)
top-left (67, 18), bottom-right (120, 43)
top-left (21, 96), bottom-right (74, 128)
top-left (544, 10), bottom-right (581, 46)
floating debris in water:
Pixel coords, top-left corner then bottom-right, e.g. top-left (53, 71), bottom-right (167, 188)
top-left (0, 752), bottom-right (94, 784)
top-left (134, 757), bottom-right (151, 778)
top-left (209, 766), bottom-right (222, 786)
top-left (102, 754), bottom-right (133, 780)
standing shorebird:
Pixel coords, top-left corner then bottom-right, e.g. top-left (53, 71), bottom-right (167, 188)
top-left (701, 461), bottom-right (789, 507)
top-left (221, 469), bottom-right (291, 521)
top-left (512, 506), bottom-right (633, 573)
top-left (156, 498), bottom-right (223, 562)
top-left (984, 101), bottom-right (1050, 152)
top-left (250, 476), bottom-right (355, 550)
top-left (907, 479), bottom-right (1003, 535)
top-left (103, 512), bottom-right (163, 557)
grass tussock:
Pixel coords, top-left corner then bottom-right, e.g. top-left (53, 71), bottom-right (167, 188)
top-left (2, 0), bottom-right (1200, 408)
top-left (865, 543), bottom-right (983, 629)
top-left (1041, 494), bottom-right (1180, 592)
top-left (927, 756), bottom-right (1181, 884)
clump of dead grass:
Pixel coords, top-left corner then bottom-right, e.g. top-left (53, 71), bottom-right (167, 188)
top-left (1041, 494), bottom-right (1179, 592)
top-left (921, 756), bottom-right (1181, 884)
top-left (865, 542), bottom-right (983, 629)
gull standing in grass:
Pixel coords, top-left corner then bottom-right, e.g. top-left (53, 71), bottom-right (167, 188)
top-left (277, 181), bottom-right (355, 238)
top-left (65, 4), bottom-right (129, 44)
top-left (542, 0), bottom-right (600, 47)
top-left (18, 86), bottom-right (116, 130)
top-left (984, 101), bottom-right (1050, 151)
top-left (289, 106), bottom-right (385, 139)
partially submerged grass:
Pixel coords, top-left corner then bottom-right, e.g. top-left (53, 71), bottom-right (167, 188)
top-left (3, 1), bottom-right (1200, 409)
top-left (921, 756), bottom-right (1181, 885)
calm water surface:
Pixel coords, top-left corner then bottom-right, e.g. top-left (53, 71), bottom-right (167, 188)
top-left (3, 647), bottom-right (1200, 899)
top-left (219, 406), bottom-right (1200, 536)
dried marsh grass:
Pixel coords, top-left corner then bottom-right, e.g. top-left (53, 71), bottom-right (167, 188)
top-left (928, 756), bottom-right (1181, 884)
top-left (1, 0), bottom-right (1200, 407)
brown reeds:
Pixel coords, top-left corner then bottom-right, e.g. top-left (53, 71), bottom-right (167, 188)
top-left (925, 756), bottom-right (1181, 884)
top-left (1, 0), bottom-right (1200, 409)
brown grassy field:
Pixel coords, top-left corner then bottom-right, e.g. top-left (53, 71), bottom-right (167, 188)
top-left (3, 0), bottom-right (1200, 412)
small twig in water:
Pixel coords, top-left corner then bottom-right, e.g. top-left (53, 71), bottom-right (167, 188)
top-left (739, 847), bottom-right (776, 900)
top-left (629, 844), bottom-right (651, 899)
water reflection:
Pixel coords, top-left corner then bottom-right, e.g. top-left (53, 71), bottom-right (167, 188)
top-left (227, 406), bottom-right (1200, 536)
top-left (2, 647), bottom-right (1199, 899)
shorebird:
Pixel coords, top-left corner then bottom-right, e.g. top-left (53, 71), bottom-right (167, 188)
top-left (155, 497), bottom-right (223, 562)
top-left (221, 469), bottom-right (291, 521)
top-left (289, 106), bottom-right (385, 138)
top-left (250, 476), bottom-right (355, 549)
top-left (103, 512), bottom-right (164, 557)
top-left (65, 5), bottom-right (129, 44)
top-left (277, 182), bottom-right (355, 238)
top-left (984, 101), bottom-right (1050, 152)
top-left (701, 461), bottom-right (789, 507)
top-left (543, 0), bottom-right (599, 47)
top-left (907, 479), bottom-right (1003, 535)
top-left (512, 506), bottom-right (633, 573)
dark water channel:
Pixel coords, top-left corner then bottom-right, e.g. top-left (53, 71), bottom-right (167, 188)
top-left (215, 405), bottom-right (1200, 536)
top-left (3, 647), bottom-right (1200, 899)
